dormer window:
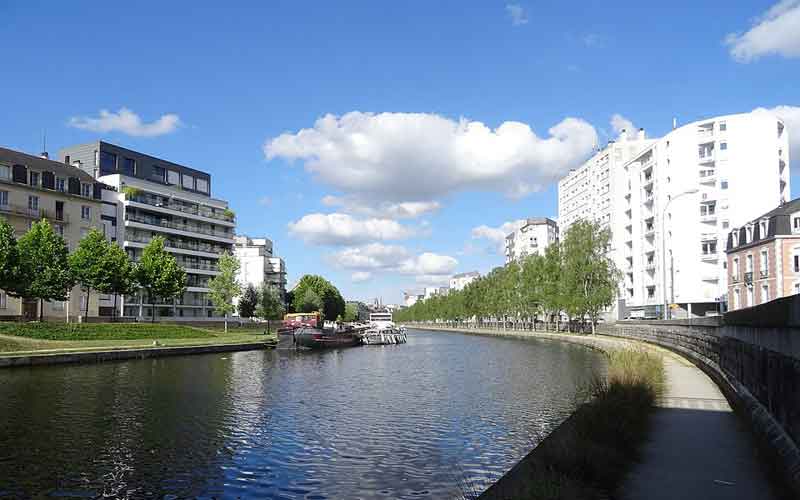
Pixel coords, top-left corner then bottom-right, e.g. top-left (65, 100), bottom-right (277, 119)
top-left (793, 217), bottom-right (800, 233)
top-left (732, 231), bottom-right (739, 247)
top-left (759, 220), bottom-right (768, 238)
top-left (746, 226), bottom-right (753, 243)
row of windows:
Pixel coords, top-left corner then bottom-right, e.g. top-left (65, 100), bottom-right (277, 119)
top-left (0, 164), bottom-right (92, 197)
top-left (94, 151), bottom-right (210, 194)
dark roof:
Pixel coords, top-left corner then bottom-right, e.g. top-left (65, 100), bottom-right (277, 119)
top-left (755, 197), bottom-right (800, 220)
top-left (726, 197), bottom-right (800, 252)
top-left (0, 146), bottom-right (95, 182)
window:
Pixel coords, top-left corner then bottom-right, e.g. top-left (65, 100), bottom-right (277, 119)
top-left (733, 257), bottom-right (740, 276)
top-left (719, 121), bottom-right (727, 132)
top-left (795, 283), bottom-right (800, 294)
top-left (760, 221), bottom-right (767, 236)
top-left (0, 190), bottom-right (7, 207)
top-left (746, 254), bottom-right (753, 272)
top-left (99, 151), bottom-right (117, 174)
top-left (794, 254), bottom-right (799, 273)
top-left (720, 142), bottom-right (728, 151)
top-left (151, 165), bottom-right (166, 182)
top-left (56, 177), bottom-right (65, 192)
top-left (721, 180), bottom-right (728, 189)
top-left (122, 158), bottom-right (136, 176)
top-left (29, 171), bottom-right (39, 187)
top-left (762, 285), bottom-right (769, 303)
top-left (182, 174), bottom-right (195, 189)
top-left (51, 300), bottom-right (64, 311)
top-left (747, 286), bottom-right (754, 307)
top-left (702, 242), bottom-right (717, 255)
top-left (0, 164), bottom-right (9, 180)
top-left (81, 183), bottom-right (91, 197)
top-left (81, 205), bottom-right (91, 220)
top-left (54, 224), bottom-right (64, 236)
top-left (80, 227), bottom-right (89, 239)
top-left (734, 288), bottom-right (740, 309)
top-left (196, 178), bottom-right (209, 193)
top-left (722, 220), bottom-right (729, 229)
top-left (28, 195), bottom-right (38, 211)
top-left (794, 217), bottom-right (800, 232)
top-left (761, 250), bottom-right (768, 276)
top-left (0, 292), bottom-right (5, 309)
top-left (647, 287), bottom-right (655, 299)
top-left (167, 170), bottom-right (180, 185)
top-left (746, 226), bottom-right (753, 243)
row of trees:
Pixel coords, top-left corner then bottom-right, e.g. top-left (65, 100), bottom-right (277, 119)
top-left (0, 219), bottom-right (187, 321)
top-left (394, 221), bottom-right (621, 334)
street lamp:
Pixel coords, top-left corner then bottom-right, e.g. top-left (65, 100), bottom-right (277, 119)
top-left (662, 188), bottom-right (699, 320)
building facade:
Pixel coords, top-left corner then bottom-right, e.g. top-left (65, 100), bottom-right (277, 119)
top-left (504, 218), bottom-right (559, 264)
top-left (59, 141), bottom-right (235, 319)
top-left (0, 147), bottom-right (104, 320)
top-left (403, 291), bottom-right (423, 307)
top-left (233, 235), bottom-right (288, 306)
top-left (558, 111), bottom-right (790, 319)
top-left (450, 271), bottom-right (481, 291)
top-left (726, 198), bottom-right (800, 311)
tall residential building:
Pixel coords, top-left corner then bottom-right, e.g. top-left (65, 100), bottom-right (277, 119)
top-left (233, 235), bottom-right (288, 303)
top-left (504, 218), bottom-right (559, 264)
top-left (0, 147), bottom-right (104, 320)
top-left (450, 271), bottom-right (481, 291)
top-left (558, 111), bottom-right (790, 319)
top-left (725, 197), bottom-right (800, 311)
top-left (59, 141), bottom-right (235, 319)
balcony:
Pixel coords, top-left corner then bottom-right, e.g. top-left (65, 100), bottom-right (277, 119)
top-left (124, 214), bottom-right (234, 242)
top-left (643, 192), bottom-right (654, 205)
top-left (701, 251), bottom-right (719, 262)
top-left (643, 175), bottom-right (654, 188)
top-left (126, 193), bottom-right (234, 225)
top-left (0, 203), bottom-right (70, 223)
top-left (125, 234), bottom-right (229, 257)
top-left (744, 271), bottom-right (753, 284)
top-left (730, 274), bottom-right (740, 283)
top-left (644, 262), bottom-right (656, 272)
top-left (760, 269), bottom-right (769, 279)
top-left (700, 233), bottom-right (717, 242)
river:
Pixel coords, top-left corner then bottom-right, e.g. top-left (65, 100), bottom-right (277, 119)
top-left (0, 329), bottom-right (605, 499)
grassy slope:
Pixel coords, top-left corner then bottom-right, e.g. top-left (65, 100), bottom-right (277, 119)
top-left (0, 322), bottom-right (275, 355)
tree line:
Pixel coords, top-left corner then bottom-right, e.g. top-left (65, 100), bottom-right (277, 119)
top-left (394, 221), bottom-right (621, 334)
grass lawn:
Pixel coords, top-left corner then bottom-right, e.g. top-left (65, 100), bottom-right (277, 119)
top-left (0, 321), bottom-right (277, 355)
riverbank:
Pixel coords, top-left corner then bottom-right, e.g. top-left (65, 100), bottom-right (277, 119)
top-left (411, 325), bottom-right (780, 500)
top-left (0, 322), bottom-right (276, 367)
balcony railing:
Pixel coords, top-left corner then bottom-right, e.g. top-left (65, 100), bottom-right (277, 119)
top-left (744, 271), bottom-right (753, 284)
top-left (0, 203), bottom-right (70, 223)
top-left (128, 194), bottom-right (234, 223)
top-left (125, 214), bottom-right (234, 239)
top-left (731, 274), bottom-right (740, 283)
top-left (126, 234), bottom-right (229, 255)
top-left (760, 269), bottom-right (769, 279)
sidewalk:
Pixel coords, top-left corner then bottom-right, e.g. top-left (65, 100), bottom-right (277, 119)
top-left (620, 352), bottom-right (777, 499)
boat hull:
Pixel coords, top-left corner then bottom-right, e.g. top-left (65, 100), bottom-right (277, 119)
top-left (293, 328), bottom-right (362, 349)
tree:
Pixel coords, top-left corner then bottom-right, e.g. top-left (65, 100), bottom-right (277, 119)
top-left (257, 284), bottom-right (285, 333)
top-left (100, 242), bottom-right (137, 321)
top-left (343, 302), bottom-right (360, 322)
top-left (292, 274), bottom-right (345, 320)
top-left (0, 219), bottom-right (20, 294)
top-left (135, 236), bottom-right (186, 323)
top-left (207, 252), bottom-right (240, 332)
top-left (297, 289), bottom-right (323, 313)
top-left (238, 283), bottom-right (258, 319)
top-left (14, 220), bottom-right (74, 321)
top-left (69, 229), bottom-right (111, 319)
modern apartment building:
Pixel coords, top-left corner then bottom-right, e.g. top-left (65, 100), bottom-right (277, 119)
top-left (726, 198), bottom-right (800, 311)
top-left (0, 147), bottom-right (103, 320)
top-left (504, 218), bottom-right (559, 264)
top-left (58, 141), bottom-right (235, 319)
top-left (233, 235), bottom-right (288, 304)
top-left (558, 111), bottom-right (790, 319)
top-left (450, 271), bottom-right (481, 291)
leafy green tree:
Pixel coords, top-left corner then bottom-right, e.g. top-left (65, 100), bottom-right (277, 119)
top-left (207, 252), bottom-right (241, 332)
top-left (0, 219), bottom-right (20, 294)
top-left (257, 284), bottom-right (285, 334)
top-left (135, 236), bottom-right (186, 322)
top-left (69, 229), bottom-right (111, 318)
top-left (344, 302), bottom-right (360, 322)
top-left (100, 242), bottom-right (137, 321)
top-left (292, 274), bottom-right (345, 320)
top-left (238, 283), bottom-right (258, 319)
top-left (297, 289), bottom-right (324, 313)
top-left (14, 220), bottom-right (74, 321)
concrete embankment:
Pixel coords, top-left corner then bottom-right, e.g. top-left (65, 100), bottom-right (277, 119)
top-left (0, 341), bottom-right (274, 368)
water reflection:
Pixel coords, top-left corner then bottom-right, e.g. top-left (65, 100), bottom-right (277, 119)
top-left (0, 329), bottom-right (605, 499)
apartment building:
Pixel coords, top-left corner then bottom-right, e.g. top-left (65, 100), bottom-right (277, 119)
top-left (59, 141), bottom-right (235, 319)
top-left (0, 147), bottom-right (103, 320)
top-left (450, 271), bottom-right (481, 291)
top-left (558, 111), bottom-right (789, 319)
top-left (504, 218), bottom-right (559, 264)
top-left (403, 291), bottom-right (423, 307)
top-left (233, 235), bottom-right (288, 304)
top-left (726, 198), bottom-right (800, 311)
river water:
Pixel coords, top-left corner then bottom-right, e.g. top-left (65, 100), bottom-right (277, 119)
top-left (0, 329), bottom-right (605, 499)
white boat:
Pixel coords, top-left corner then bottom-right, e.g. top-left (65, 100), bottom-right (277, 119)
top-left (362, 311), bottom-right (407, 345)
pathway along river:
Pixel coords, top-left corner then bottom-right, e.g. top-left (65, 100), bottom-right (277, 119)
top-left (0, 329), bottom-right (605, 499)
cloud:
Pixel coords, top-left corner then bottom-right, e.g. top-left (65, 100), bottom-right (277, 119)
top-left (415, 275), bottom-right (451, 286)
top-left (758, 105), bottom-right (800, 169)
top-left (398, 252), bottom-right (458, 276)
top-left (322, 195), bottom-right (441, 219)
top-left (69, 108), bottom-right (182, 137)
top-left (725, 0), bottom-right (800, 62)
top-left (288, 213), bottom-right (415, 246)
top-left (258, 196), bottom-right (272, 206)
top-left (330, 243), bottom-right (410, 270)
top-left (265, 111), bottom-right (597, 203)
top-left (506, 4), bottom-right (528, 26)
top-left (471, 219), bottom-right (527, 253)
top-left (351, 271), bottom-right (372, 283)
top-left (610, 114), bottom-right (636, 135)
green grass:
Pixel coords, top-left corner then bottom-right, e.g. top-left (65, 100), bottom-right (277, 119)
top-left (0, 321), bottom-right (277, 355)
top-left (478, 348), bottom-right (665, 500)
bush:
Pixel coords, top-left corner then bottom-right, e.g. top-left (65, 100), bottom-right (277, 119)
top-left (0, 323), bottom-right (214, 341)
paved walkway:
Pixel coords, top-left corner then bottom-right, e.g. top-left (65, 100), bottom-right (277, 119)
top-left (621, 352), bottom-right (777, 500)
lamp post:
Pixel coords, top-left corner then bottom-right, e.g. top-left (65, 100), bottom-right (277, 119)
top-left (661, 188), bottom-right (699, 320)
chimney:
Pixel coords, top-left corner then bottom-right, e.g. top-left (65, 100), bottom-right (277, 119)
top-left (40, 151), bottom-right (49, 159)
top-left (637, 128), bottom-right (645, 140)
top-left (618, 129), bottom-right (627, 142)
top-left (672, 117), bottom-right (677, 130)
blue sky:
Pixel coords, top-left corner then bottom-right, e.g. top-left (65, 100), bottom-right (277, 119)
top-left (2, 0), bottom-right (799, 303)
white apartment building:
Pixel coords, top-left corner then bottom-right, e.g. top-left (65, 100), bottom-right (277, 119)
top-left (403, 291), bottom-right (423, 307)
top-left (233, 235), bottom-right (288, 305)
top-left (450, 271), bottom-right (481, 291)
top-left (504, 218), bottom-right (560, 264)
top-left (558, 111), bottom-right (790, 319)
top-left (59, 141), bottom-right (236, 320)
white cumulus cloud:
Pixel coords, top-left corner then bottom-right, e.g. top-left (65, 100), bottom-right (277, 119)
top-left (322, 195), bottom-right (441, 219)
top-left (610, 114), bottom-right (636, 135)
top-left (69, 107), bottom-right (182, 137)
top-left (726, 0), bottom-right (800, 62)
top-left (351, 271), bottom-right (372, 283)
top-left (288, 213), bottom-right (415, 246)
top-left (506, 4), bottom-right (528, 26)
top-left (265, 111), bottom-right (597, 202)
top-left (330, 243), bottom-right (410, 270)
top-left (471, 219), bottom-right (527, 254)
top-left (398, 252), bottom-right (458, 276)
